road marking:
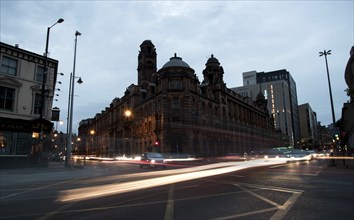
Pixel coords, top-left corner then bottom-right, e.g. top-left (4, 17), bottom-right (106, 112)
top-left (269, 164), bottom-right (289, 168)
top-left (212, 207), bottom-right (279, 220)
top-left (235, 184), bottom-right (283, 209)
top-left (216, 182), bottom-right (302, 220)
top-left (232, 182), bottom-right (304, 194)
top-left (270, 192), bottom-right (301, 220)
top-left (227, 174), bottom-right (244, 177)
top-left (164, 184), bottom-right (175, 220)
top-left (269, 162), bottom-right (324, 177)
top-left (0, 179), bottom-right (76, 200)
top-left (37, 203), bottom-right (76, 220)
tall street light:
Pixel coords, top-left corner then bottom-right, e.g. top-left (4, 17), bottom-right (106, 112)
top-left (66, 31), bottom-right (82, 167)
top-left (319, 50), bottom-right (336, 127)
top-left (39, 18), bottom-right (64, 136)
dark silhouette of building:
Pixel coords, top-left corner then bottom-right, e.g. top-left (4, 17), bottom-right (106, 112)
top-left (78, 40), bottom-right (284, 157)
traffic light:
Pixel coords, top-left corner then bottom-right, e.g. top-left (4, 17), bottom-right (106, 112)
top-left (154, 139), bottom-right (161, 152)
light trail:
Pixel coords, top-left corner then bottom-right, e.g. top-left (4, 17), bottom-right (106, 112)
top-left (57, 158), bottom-right (288, 202)
top-left (317, 156), bottom-right (354, 160)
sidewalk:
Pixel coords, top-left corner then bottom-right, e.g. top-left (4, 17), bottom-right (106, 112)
top-left (0, 161), bottom-right (84, 175)
top-left (324, 157), bottom-right (354, 169)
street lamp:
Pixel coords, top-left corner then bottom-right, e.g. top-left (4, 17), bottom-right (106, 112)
top-left (90, 129), bottom-right (95, 156)
top-left (319, 50), bottom-right (336, 126)
top-left (123, 109), bottom-right (132, 155)
top-left (66, 30), bottom-right (82, 167)
top-left (39, 18), bottom-right (64, 136)
top-left (124, 109), bottom-right (132, 117)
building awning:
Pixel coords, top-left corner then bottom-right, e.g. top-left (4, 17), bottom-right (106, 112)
top-left (0, 117), bottom-right (53, 133)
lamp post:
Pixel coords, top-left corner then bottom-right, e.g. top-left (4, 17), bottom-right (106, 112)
top-left (319, 50), bottom-right (336, 126)
top-left (39, 18), bottom-right (64, 136)
top-left (90, 129), bottom-right (95, 156)
top-left (123, 109), bottom-right (132, 155)
top-left (66, 31), bottom-right (82, 167)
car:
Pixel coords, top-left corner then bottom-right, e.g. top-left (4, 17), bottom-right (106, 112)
top-left (317, 150), bottom-right (330, 157)
top-left (139, 152), bottom-right (166, 168)
top-left (306, 150), bottom-right (318, 159)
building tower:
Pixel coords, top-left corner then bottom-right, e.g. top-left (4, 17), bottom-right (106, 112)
top-left (137, 40), bottom-right (157, 89)
top-left (202, 54), bottom-right (225, 102)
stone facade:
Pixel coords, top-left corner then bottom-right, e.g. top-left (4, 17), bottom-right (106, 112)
top-left (78, 40), bottom-right (284, 157)
top-left (0, 42), bottom-right (58, 164)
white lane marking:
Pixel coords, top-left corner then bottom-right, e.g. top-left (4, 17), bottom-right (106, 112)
top-left (212, 182), bottom-right (303, 220)
top-left (37, 203), bottom-right (76, 220)
top-left (164, 184), bottom-right (175, 220)
top-left (228, 174), bottom-right (244, 177)
top-left (232, 182), bottom-right (304, 194)
top-left (235, 184), bottom-right (283, 209)
top-left (0, 179), bottom-right (76, 200)
top-left (270, 192), bottom-right (301, 220)
top-left (268, 160), bottom-right (325, 177)
top-left (212, 207), bottom-right (279, 220)
top-left (269, 164), bottom-right (289, 169)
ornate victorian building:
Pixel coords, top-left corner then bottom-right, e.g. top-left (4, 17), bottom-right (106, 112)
top-left (78, 40), bottom-right (283, 157)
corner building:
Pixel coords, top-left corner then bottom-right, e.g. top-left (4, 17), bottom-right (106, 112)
top-left (0, 42), bottom-right (58, 166)
top-left (79, 40), bottom-right (283, 157)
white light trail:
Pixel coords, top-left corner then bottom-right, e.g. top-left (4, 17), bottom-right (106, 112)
top-left (57, 158), bottom-right (287, 202)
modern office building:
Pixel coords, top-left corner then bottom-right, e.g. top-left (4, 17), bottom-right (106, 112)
top-left (0, 42), bottom-right (59, 166)
top-left (78, 40), bottom-right (284, 157)
top-left (298, 103), bottom-right (319, 148)
top-left (232, 69), bottom-right (300, 147)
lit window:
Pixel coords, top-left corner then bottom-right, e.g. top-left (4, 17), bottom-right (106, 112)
top-left (0, 86), bottom-right (15, 111)
top-left (1, 56), bottom-right (18, 76)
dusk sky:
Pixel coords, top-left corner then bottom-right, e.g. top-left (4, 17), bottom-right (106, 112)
top-left (1, 0), bottom-right (353, 133)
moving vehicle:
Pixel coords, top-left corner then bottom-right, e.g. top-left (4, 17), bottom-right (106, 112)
top-left (139, 152), bottom-right (166, 168)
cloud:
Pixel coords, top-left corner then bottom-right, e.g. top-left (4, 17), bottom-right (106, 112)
top-left (1, 0), bottom-right (353, 132)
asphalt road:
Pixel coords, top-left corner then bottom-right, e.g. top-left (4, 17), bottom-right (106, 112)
top-left (0, 158), bottom-right (353, 220)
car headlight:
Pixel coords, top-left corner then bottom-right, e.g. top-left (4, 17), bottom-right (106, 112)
top-left (151, 159), bottom-right (156, 164)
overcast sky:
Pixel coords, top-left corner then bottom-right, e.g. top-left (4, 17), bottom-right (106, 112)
top-left (1, 0), bottom-right (353, 133)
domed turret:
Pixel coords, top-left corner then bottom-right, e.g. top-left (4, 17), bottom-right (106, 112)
top-left (162, 53), bottom-right (190, 69)
top-left (140, 40), bottom-right (155, 47)
top-left (157, 53), bottom-right (195, 82)
top-left (202, 54), bottom-right (224, 86)
top-left (206, 54), bottom-right (220, 66)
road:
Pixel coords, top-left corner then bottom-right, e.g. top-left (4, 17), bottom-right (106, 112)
top-left (0, 158), bottom-right (353, 220)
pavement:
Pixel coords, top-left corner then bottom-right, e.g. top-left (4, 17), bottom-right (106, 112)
top-left (0, 161), bottom-right (86, 175)
top-left (325, 156), bottom-right (354, 169)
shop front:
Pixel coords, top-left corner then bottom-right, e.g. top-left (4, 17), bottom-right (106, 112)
top-left (0, 117), bottom-right (53, 168)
